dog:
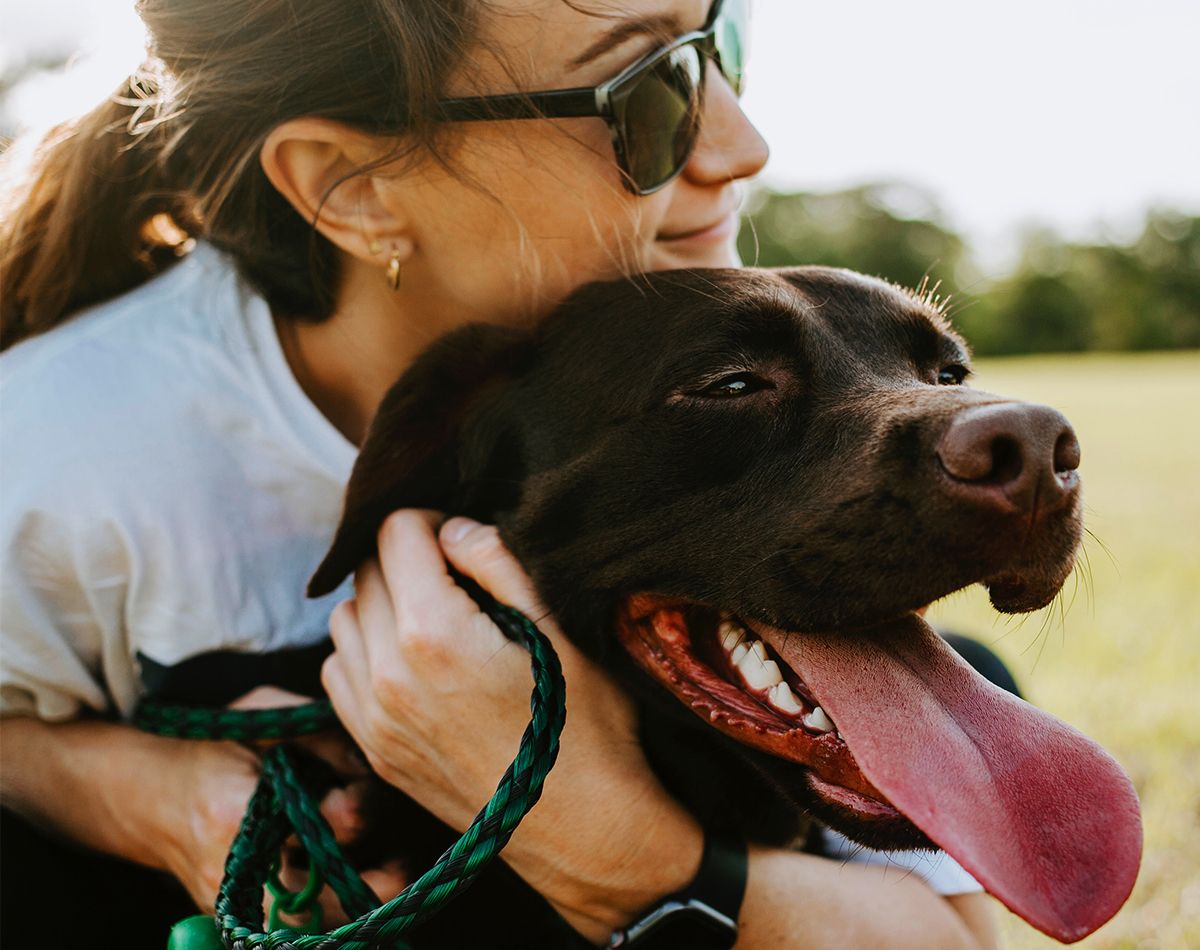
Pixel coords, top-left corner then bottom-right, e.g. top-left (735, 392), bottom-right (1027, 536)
top-left (309, 266), bottom-right (1141, 944)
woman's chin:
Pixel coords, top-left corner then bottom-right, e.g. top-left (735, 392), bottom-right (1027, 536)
top-left (649, 241), bottom-right (741, 271)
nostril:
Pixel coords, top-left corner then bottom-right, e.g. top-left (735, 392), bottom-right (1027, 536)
top-left (988, 436), bottom-right (1024, 485)
top-left (938, 403), bottom-right (1080, 511)
top-left (1054, 430), bottom-right (1081, 473)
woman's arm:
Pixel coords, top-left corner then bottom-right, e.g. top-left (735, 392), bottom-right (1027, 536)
top-left (321, 511), bottom-right (997, 949)
top-left (0, 715), bottom-right (262, 909)
top-left (0, 705), bottom-right (404, 917)
top-left (735, 849), bottom-right (996, 950)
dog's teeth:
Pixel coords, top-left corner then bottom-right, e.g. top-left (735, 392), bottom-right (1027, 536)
top-left (749, 640), bottom-right (768, 661)
top-left (803, 706), bottom-right (836, 733)
top-left (737, 648), bottom-right (784, 690)
top-left (718, 620), bottom-right (745, 651)
top-left (741, 662), bottom-right (777, 691)
top-left (734, 646), bottom-right (756, 672)
top-left (767, 682), bottom-right (804, 714)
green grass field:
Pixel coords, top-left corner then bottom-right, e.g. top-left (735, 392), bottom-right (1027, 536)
top-left (924, 351), bottom-right (1200, 948)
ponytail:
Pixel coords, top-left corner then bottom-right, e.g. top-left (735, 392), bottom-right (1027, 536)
top-left (1, 0), bottom-right (483, 353)
top-left (0, 74), bottom-right (197, 350)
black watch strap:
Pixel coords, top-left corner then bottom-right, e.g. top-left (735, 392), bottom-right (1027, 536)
top-left (607, 830), bottom-right (747, 949)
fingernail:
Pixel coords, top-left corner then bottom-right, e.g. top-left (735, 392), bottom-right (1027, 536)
top-left (441, 517), bottom-right (480, 544)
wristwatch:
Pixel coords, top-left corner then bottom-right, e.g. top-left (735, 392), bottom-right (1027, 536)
top-left (606, 831), bottom-right (747, 949)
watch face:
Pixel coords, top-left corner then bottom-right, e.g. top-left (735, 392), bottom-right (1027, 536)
top-left (618, 901), bottom-right (738, 950)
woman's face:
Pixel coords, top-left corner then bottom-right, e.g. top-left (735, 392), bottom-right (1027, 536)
top-left (384, 0), bottom-right (769, 330)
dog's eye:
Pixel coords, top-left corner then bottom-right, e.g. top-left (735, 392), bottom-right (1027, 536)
top-left (938, 364), bottom-right (969, 386)
top-left (699, 372), bottom-right (772, 398)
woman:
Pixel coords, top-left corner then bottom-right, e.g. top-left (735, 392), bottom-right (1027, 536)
top-left (0, 0), bottom-right (996, 946)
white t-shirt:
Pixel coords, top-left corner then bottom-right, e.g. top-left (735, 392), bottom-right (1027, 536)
top-left (821, 828), bottom-right (982, 896)
top-left (0, 243), bottom-right (979, 894)
top-left (1, 243), bottom-right (356, 720)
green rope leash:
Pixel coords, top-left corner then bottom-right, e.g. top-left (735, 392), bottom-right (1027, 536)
top-left (137, 591), bottom-right (566, 950)
top-left (137, 700), bottom-right (337, 742)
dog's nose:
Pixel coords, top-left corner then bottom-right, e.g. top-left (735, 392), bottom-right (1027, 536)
top-left (937, 403), bottom-right (1081, 513)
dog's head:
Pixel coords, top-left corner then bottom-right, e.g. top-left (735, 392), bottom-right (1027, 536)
top-left (310, 267), bottom-right (1140, 942)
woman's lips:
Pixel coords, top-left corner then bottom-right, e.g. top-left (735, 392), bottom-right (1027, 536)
top-left (656, 212), bottom-right (738, 244)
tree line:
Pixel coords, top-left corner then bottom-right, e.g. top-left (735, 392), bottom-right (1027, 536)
top-left (736, 185), bottom-right (1200, 355)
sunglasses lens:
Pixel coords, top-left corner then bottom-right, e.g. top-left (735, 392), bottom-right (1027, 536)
top-left (614, 45), bottom-right (704, 193)
top-left (714, 0), bottom-right (748, 95)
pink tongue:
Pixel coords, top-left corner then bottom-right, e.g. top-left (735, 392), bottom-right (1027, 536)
top-left (781, 615), bottom-right (1141, 943)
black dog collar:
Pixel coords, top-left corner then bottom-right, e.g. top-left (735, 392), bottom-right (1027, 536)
top-left (606, 831), bottom-right (747, 949)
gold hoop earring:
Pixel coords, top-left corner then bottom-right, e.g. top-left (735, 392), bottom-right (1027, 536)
top-left (385, 250), bottom-right (402, 291)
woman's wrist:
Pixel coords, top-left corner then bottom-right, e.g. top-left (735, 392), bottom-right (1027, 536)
top-left (501, 776), bottom-right (704, 942)
top-left (2, 717), bottom-right (183, 870)
top-left (154, 737), bottom-right (256, 878)
top-left (0, 716), bottom-right (260, 909)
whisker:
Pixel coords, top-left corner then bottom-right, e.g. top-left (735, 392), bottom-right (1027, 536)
top-left (1078, 544), bottom-right (1097, 617)
top-left (1083, 527), bottom-right (1118, 572)
top-left (743, 210), bottom-right (762, 267)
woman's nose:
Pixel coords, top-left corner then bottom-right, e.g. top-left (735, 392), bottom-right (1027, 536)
top-left (682, 63), bottom-right (769, 185)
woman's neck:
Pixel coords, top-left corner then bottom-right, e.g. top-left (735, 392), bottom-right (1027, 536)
top-left (272, 259), bottom-right (444, 446)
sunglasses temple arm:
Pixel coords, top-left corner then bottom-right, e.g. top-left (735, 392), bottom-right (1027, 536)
top-left (436, 88), bottom-right (603, 122)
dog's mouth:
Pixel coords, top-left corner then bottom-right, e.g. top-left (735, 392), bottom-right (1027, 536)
top-left (617, 596), bottom-right (905, 826)
top-left (617, 593), bottom-right (1143, 944)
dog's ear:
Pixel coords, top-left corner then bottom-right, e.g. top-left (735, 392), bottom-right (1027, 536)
top-left (307, 323), bottom-right (534, 597)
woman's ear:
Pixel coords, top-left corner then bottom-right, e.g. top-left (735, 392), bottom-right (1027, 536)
top-left (260, 118), bottom-right (413, 262)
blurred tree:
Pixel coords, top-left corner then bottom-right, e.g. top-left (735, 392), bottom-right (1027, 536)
top-left (737, 183), bottom-right (973, 295)
top-left (737, 187), bottom-right (1200, 356)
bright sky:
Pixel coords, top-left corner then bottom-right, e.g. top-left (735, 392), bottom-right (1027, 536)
top-left (3, 0), bottom-right (1198, 270)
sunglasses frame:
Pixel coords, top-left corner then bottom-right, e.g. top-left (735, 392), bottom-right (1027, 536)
top-left (436, 0), bottom-right (742, 195)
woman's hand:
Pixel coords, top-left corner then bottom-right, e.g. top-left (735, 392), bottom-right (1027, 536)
top-left (1, 701), bottom-right (406, 927)
top-left (161, 686), bottom-right (408, 921)
top-left (158, 733), bottom-right (264, 911)
top-left (322, 511), bottom-right (703, 940)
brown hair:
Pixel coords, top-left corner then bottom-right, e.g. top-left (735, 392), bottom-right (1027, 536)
top-left (0, 0), bottom-right (484, 350)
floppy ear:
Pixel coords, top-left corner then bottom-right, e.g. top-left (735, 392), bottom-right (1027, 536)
top-left (307, 323), bottom-right (534, 597)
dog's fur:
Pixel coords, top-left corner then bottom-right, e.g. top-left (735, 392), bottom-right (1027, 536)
top-left (311, 266), bottom-right (1083, 943)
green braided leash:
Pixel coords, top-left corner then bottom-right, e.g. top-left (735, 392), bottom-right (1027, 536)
top-left (136, 591), bottom-right (566, 950)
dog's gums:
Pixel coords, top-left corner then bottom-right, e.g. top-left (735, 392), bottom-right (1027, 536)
top-left (617, 596), bottom-right (901, 820)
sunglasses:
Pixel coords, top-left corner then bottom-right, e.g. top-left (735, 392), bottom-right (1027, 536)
top-left (436, 0), bottom-right (748, 196)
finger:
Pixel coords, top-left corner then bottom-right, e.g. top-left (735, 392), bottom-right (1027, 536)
top-left (351, 557), bottom-right (406, 676)
top-left (293, 730), bottom-right (371, 780)
top-left (323, 600), bottom-right (376, 751)
top-left (317, 782), bottom-right (369, 844)
top-left (369, 511), bottom-right (505, 668)
top-left (323, 653), bottom-right (370, 751)
top-left (314, 884), bottom-right (351, 928)
top-left (229, 685), bottom-right (314, 710)
top-left (264, 881), bottom-right (347, 930)
top-left (327, 597), bottom-right (372, 695)
top-left (441, 520), bottom-right (615, 691)
top-left (361, 861), bottom-right (409, 902)
top-left (374, 509), bottom-right (464, 621)
top-left (276, 847), bottom-right (308, 890)
top-left (439, 519), bottom-right (549, 623)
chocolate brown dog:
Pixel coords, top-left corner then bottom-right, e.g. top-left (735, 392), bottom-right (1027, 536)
top-left (310, 267), bottom-right (1141, 943)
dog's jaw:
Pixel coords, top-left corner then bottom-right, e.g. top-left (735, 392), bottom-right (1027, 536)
top-left (616, 594), bottom-right (923, 840)
top-left (617, 594), bottom-right (1142, 943)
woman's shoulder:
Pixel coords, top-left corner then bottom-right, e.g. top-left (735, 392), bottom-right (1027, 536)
top-left (1, 244), bottom-right (296, 505)
top-left (2, 242), bottom-right (255, 395)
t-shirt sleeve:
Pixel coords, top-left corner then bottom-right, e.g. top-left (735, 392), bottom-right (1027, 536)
top-left (1, 499), bottom-right (124, 721)
top-left (820, 827), bottom-right (984, 896)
